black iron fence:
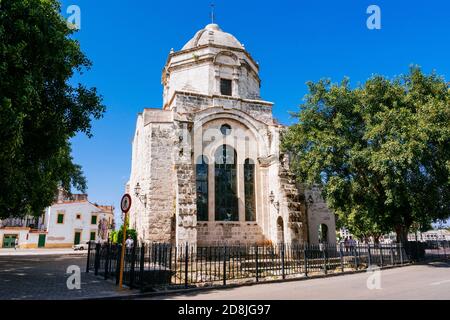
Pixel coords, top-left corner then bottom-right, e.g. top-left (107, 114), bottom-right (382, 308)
top-left (82, 241), bottom-right (450, 292)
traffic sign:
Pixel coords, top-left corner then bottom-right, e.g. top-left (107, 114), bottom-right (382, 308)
top-left (120, 194), bottom-right (132, 213)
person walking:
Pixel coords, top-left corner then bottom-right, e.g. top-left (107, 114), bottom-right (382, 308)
top-left (344, 237), bottom-right (349, 253)
top-left (125, 235), bottom-right (134, 250)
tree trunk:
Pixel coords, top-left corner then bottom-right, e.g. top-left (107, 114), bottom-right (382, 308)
top-left (395, 224), bottom-right (409, 245)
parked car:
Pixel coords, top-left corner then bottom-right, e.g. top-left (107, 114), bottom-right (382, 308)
top-left (73, 240), bottom-right (95, 251)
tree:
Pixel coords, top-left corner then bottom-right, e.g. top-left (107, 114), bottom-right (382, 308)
top-left (117, 229), bottom-right (138, 244)
top-left (0, 0), bottom-right (105, 218)
top-left (282, 67), bottom-right (450, 243)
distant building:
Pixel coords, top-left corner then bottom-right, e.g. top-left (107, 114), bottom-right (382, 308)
top-left (0, 190), bottom-right (115, 249)
top-left (408, 229), bottom-right (450, 242)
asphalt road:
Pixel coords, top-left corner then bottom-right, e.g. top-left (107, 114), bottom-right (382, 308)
top-left (148, 261), bottom-right (450, 300)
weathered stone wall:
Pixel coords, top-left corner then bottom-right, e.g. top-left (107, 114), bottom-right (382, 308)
top-left (175, 163), bottom-right (197, 245)
top-left (145, 123), bottom-right (176, 243)
top-left (279, 162), bottom-right (307, 243)
top-left (197, 222), bottom-right (265, 246)
top-left (171, 92), bottom-right (273, 125)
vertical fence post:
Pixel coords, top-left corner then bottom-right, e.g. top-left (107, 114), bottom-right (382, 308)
top-left (139, 244), bottom-right (145, 292)
top-left (223, 245), bottom-right (227, 286)
top-left (129, 244), bottom-right (137, 288)
top-left (94, 243), bottom-right (100, 276)
top-left (184, 243), bottom-right (189, 288)
top-left (86, 241), bottom-right (91, 273)
top-left (104, 243), bottom-right (110, 280)
top-left (303, 246), bottom-right (308, 277)
top-left (322, 244), bottom-right (327, 275)
top-left (379, 245), bottom-right (384, 268)
top-left (255, 245), bottom-right (259, 282)
top-left (390, 245), bottom-right (394, 265)
top-left (445, 242), bottom-right (448, 260)
top-left (115, 244), bottom-right (122, 285)
top-left (367, 244), bottom-right (372, 267)
top-left (281, 244), bottom-right (286, 280)
top-left (353, 245), bottom-right (358, 270)
top-left (399, 243), bottom-right (404, 265)
top-left (339, 243), bottom-right (344, 272)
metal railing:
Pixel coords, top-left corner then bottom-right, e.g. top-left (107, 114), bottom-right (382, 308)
top-left (85, 241), bottom-right (437, 292)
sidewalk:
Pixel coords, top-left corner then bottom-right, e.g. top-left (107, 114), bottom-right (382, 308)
top-left (0, 248), bottom-right (87, 256)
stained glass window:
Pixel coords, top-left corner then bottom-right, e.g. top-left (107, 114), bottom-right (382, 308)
top-left (244, 159), bottom-right (256, 221)
top-left (215, 145), bottom-right (238, 221)
top-left (196, 156), bottom-right (209, 221)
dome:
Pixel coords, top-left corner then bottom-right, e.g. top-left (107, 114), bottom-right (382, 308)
top-left (182, 24), bottom-right (244, 50)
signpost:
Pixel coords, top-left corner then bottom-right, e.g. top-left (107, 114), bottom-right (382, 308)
top-left (118, 194), bottom-right (132, 288)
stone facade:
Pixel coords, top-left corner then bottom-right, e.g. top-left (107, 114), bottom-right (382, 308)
top-left (127, 23), bottom-right (336, 246)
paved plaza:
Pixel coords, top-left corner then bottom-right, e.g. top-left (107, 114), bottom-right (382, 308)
top-left (0, 253), bottom-right (137, 300)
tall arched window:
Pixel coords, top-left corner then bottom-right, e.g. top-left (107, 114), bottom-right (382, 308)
top-left (215, 145), bottom-right (238, 221)
top-left (244, 158), bottom-right (256, 221)
top-left (196, 156), bottom-right (208, 221)
top-left (318, 224), bottom-right (329, 244)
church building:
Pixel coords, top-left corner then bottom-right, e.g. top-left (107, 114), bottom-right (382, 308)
top-left (127, 23), bottom-right (336, 246)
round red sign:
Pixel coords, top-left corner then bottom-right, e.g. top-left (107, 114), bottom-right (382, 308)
top-left (120, 194), bottom-right (132, 213)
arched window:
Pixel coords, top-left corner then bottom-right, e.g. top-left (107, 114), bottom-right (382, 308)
top-left (214, 145), bottom-right (238, 221)
top-left (196, 156), bottom-right (209, 221)
top-left (244, 159), bottom-right (256, 221)
top-left (318, 224), bottom-right (329, 244)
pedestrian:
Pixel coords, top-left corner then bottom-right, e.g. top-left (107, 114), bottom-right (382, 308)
top-left (125, 235), bottom-right (134, 250)
top-left (344, 237), bottom-right (349, 253)
top-left (349, 236), bottom-right (356, 252)
top-left (14, 238), bottom-right (19, 250)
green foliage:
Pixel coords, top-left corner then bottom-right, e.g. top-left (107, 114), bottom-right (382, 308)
top-left (0, 0), bottom-right (105, 218)
top-left (109, 230), bottom-right (118, 244)
top-left (116, 229), bottom-right (138, 244)
top-left (282, 67), bottom-right (450, 242)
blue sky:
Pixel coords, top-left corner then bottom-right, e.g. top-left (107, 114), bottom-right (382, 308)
top-left (60, 0), bottom-right (450, 227)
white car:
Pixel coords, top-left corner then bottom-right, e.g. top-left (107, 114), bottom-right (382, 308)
top-left (73, 241), bottom-right (95, 251)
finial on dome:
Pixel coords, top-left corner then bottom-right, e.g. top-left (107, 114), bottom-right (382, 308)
top-left (210, 2), bottom-right (215, 24)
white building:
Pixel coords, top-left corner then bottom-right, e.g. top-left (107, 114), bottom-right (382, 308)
top-left (408, 229), bottom-right (450, 242)
top-left (0, 192), bottom-right (115, 249)
top-left (127, 23), bottom-right (336, 246)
